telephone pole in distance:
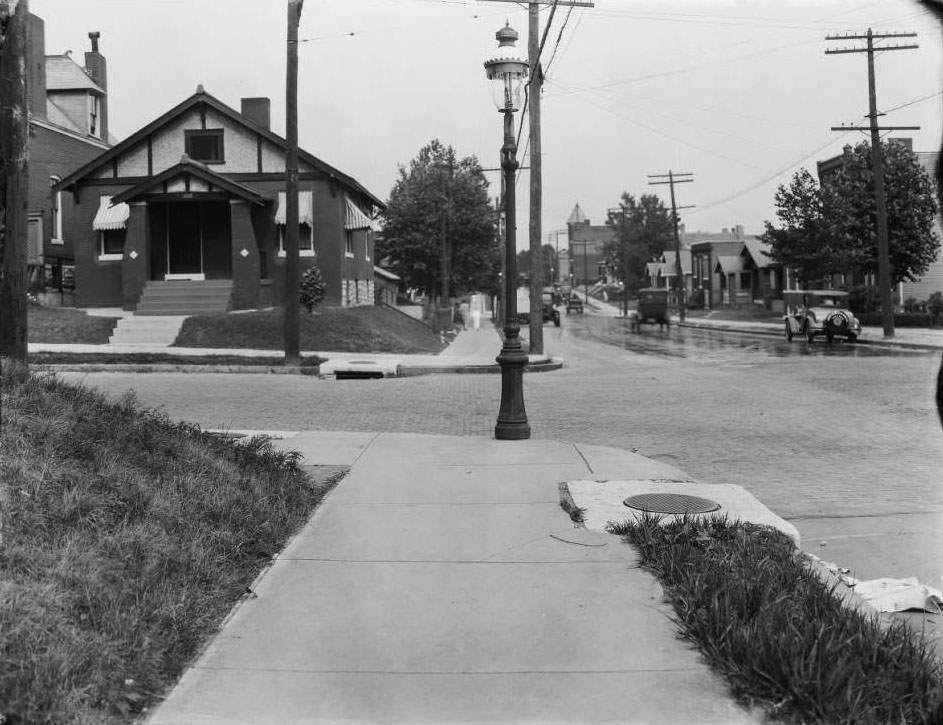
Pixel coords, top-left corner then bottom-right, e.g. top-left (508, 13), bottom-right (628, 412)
top-left (648, 171), bottom-right (694, 322)
top-left (826, 29), bottom-right (919, 339)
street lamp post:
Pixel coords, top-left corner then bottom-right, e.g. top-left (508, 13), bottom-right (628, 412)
top-left (485, 23), bottom-right (530, 440)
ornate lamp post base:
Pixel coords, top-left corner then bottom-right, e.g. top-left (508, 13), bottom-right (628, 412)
top-left (494, 326), bottom-right (530, 440)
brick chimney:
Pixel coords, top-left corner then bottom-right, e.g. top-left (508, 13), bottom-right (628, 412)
top-left (241, 97), bottom-right (271, 130)
top-left (84, 31), bottom-right (108, 140)
top-left (26, 13), bottom-right (47, 119)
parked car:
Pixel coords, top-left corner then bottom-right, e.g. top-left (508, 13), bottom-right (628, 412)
top-left (565, 293), bottom-right (583, 314)
top-left (783, 290), bottom-right (861, 343)
top-left (518, 294), bottom-right (561, 327)
top-left (629, 288), bottom-right (670, 331)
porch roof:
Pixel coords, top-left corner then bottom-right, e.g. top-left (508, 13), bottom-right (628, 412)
top-left (111, 155), bottom-right (265, 206)
top-left (714, 255), bottom-right (744, 274)
top-left (93, 195), bottom-right (130, 230)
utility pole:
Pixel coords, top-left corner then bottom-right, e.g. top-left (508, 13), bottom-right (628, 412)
top-left (478, 0), bottom-right (593, 354)
top-left (826, 29), bottom-right (918, 339)
top-left (284, 0), bottom-right (303, 364)
top-left (0, 0), bottom-right (30, 368)
top-left (648, 171), bottom-right (694, 322)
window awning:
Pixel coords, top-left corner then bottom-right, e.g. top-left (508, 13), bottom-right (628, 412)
top-left (345, 197), bottom-right (373, 230)
top-left (92, 195), bottom-right (130, 231)
top-left (275, 190), bottom-right (313, 226)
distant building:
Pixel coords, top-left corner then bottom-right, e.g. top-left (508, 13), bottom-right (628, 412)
top-left (565, 203), bottom-right (616, 287)
top-left (55, 86), bottom-right (383, 312)
top-left (26, 14), bottom-right (113, 301)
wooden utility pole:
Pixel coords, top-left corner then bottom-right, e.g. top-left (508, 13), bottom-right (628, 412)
top-left (648, 171), bottom-right (693, 322)
top-left (284, 0), bottom-right (303, 364)
top-left (826, 29), bottom-right (918, 339)
top-left (0, 0), bottom-right (30, 368)
top-left (478, 0), bottom-right (592, 354)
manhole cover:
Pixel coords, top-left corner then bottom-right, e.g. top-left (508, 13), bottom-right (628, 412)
top-left (623, 493), bottom-right (721, 514)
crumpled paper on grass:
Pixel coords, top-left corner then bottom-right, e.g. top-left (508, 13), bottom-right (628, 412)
top-left (853, 577), bottom-right (943, 614)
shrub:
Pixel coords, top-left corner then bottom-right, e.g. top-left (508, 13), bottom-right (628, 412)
top-left (846, 283), bottom-right (881, 314)
top-left (928, 292), bottom-right (943, 324)
top-left (299, 265), bottom-right (326, 312)
top-left (858, 311), bottom-right (933, 327)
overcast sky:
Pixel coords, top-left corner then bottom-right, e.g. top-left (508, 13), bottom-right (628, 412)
top-left (31, 0), bottom-right (943, 248)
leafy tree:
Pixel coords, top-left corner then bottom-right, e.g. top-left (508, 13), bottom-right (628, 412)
top-left (299, 265), bottom-right (325, 312)
top-left (764, 141), bottom-right (940, 287)
top-left (604, 193), bottom-right (674, 296)
top-left (378, 140), bottom-right (500, 300)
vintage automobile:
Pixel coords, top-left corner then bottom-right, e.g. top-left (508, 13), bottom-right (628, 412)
top-left (629, 288), bottom-right (670, 331)
top-left (783, 289), bottom-right (861, 343)
top-left (518, 293), bottom-right (561, 327)
top-left (565, 293), bottom-right (584, 314)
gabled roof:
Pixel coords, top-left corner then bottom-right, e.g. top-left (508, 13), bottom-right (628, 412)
top-left (662, 249), bottom-right (692, 275)
top-left (45, 55), bottom-right (103, 93)
top-left (714, 256), bottom-right (744, 274)
top-left (111, 155), bottom-right (265, 206)
top-left (742, 237), bottom-right (775, 268)
top-left (56, 86), bottom-right (384, 209)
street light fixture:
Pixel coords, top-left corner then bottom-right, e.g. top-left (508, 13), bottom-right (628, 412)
top-left (484, 22), bottom-right (530, 440)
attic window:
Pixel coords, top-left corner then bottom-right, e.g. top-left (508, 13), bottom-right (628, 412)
top-left (185, 129), bottom-right (224, 164)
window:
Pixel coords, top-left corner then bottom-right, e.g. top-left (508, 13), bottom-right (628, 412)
top-left (99, 229), bottom-right (124, 260)
top-left (364, 233), bottom-right (371, 262)
top-left (88, 94), bottom-right (100, 137)
top-left (185, 129), bottom-right (224, 164)
top-left (50, 177), bottom-right (63, 244)
top-left (345, 230), bottom-right (354, 257)
top-left (277, 225), bottom-right (314, 257)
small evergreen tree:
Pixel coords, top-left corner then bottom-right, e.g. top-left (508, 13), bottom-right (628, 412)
top-left (299, 265), bottom-right (325, 312)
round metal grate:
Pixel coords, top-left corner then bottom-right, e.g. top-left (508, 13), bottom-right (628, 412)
top-left (623, 492), bottom-right (721, 514)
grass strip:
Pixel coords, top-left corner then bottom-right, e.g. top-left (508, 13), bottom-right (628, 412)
top-left (1, 367), bottom-right (344, 724)
top-left (610, 514), bottom-right (943, 724)
top-left (28, 351), bottom-right (324, 367)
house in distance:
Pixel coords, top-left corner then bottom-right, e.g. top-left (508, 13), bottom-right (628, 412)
top-left (55, 86), bottom-right (383, 313)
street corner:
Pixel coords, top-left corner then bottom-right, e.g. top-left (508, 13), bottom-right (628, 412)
top-left (564, 479), bottom-right (800, 544)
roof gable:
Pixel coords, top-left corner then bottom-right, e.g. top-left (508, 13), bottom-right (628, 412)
top-left (56, 87), bottom-right (383, 208)
top-left (111, 155), bottom-right (265, 205)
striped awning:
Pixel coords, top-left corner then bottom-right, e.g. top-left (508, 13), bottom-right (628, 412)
top-left (275, 190), bottom-right (313, 226)
top-left (345, 197), bottom-right (373, 230)
top-left (92, 195), bottom-right (130, 231)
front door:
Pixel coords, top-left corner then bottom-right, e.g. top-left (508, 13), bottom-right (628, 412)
top-left (167, 203), bottom-right (203, 279)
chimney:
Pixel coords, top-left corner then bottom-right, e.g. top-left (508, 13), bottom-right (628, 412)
top-left (26, 13), bottom-right (47, 119)
top-left (84, 31), bottom-right (108, 140)
top-left (735, 224), bottom-right (744, 240)
top-left (241, 97), bottom-right (271, 130)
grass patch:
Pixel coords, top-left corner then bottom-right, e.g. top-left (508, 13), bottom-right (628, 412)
top-left (175, 306), bottom-right (446, 354)
top-left (0, 366), bottom-right (345, 723)
top-left (28, 351), bottom-right (324, 367)
top-left (28, 306), bottom-right (119, 344)
top-left (610, 515), bottom-right (943, 724)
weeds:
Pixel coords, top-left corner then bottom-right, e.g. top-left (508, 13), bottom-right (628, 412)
top-left (610, 514), bottom-right (943, 724)
top-left (0, 371), bottom-right (344, 723)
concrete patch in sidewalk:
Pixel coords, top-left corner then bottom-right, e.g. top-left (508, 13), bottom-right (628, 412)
top-left (567, 478), bottom-right (799, 543)
top-left (279, 430), bottom-right (378, 466)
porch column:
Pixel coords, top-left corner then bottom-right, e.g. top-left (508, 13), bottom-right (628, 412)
top-left (230, 200), bottom-right (260, 310)
top-left (121, 202), bottom-right (148, 311)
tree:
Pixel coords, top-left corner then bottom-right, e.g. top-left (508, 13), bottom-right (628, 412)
top-left (764, 141), bottom-right (940, 287)
top-left (604, 193), bottom-right (674, 297)
top-left (299, 265), bottom-right (325, 312)
top-left (378, 140), bottom-right (500, 300)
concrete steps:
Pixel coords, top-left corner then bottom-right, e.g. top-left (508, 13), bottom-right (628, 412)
top-left (135, 279), bottom-right (232, 316)
top-left (108, 315), bottom-right (189, 347)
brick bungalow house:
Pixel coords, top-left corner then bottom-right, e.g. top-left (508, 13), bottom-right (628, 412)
top-left (54, 86), bottom-right (383, 312)
top-left (26, 14), bottom-right (113, 301)
top-left (689, 232), bottom-right (783, 310)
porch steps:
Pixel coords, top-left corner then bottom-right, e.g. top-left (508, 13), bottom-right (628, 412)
top-left (108, 315), bottom-right (189, 347)
top-left (134, 279), bottom-right (232, 316)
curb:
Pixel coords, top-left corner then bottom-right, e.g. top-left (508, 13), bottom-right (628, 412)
top-left (33, 363), bottom-right (322, 375)
top-left (397, 357), bottom-right (564, 377)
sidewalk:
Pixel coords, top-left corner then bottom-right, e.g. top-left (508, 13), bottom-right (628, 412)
top-left (147, 432), bottom-right (778, 724)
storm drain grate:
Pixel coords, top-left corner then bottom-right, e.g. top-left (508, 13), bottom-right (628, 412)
top-left (623, 493), bottom-right (721, 514)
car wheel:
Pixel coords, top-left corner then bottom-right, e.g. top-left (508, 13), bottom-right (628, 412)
top-left (785, 322), bottom-right (793, 341)
top-left (806, 326), bottom-right (815, 343)
top-left (554, 315), bottom-right (560, 327)
top-left (847, 334), bottom-right (858, 343)
top-left (826, 332), bottom-right (834, 343)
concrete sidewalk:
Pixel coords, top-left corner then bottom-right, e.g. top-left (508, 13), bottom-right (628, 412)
top-left (146, 432), bottom-right (786, 724)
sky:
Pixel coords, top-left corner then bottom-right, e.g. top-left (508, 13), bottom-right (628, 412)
top-left (30, 0), bottom-right (943, 249)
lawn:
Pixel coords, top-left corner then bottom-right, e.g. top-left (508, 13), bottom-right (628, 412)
top-left (27, 305), bottom-right (119, 344)
top-left (611, 515), bottom-right (943, 723)
top-left (0, 368), bottom-right (344, 723)
top-left (176, 306), bottom-right (446, 353)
